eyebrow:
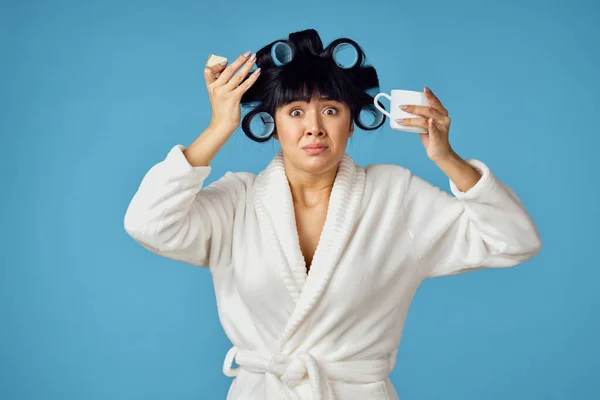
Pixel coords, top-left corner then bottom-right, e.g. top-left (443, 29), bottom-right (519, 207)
top-left (288, 96), bottom-right (335, 105)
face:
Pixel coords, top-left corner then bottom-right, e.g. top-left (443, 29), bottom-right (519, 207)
top-left (273, 96), bottom-right (354, 176)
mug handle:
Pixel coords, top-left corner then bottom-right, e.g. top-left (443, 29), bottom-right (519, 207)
top-left (373, 93), bottom-right (392, 118)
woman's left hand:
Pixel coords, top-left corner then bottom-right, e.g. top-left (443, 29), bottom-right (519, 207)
top-left (397, 87), bottom-right (454, 162)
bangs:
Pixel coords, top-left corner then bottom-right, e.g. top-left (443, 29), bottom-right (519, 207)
top-left (267, 57), bottom-right (357, 110)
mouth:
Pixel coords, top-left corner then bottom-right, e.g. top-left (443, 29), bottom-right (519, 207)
top-left (302, 145), bottom-right (329, 155)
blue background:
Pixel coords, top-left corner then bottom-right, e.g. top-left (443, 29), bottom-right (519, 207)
top-left (2, 0), bottom-right (598, 398)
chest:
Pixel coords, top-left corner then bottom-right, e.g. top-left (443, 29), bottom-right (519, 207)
top-left (294, 203), bottom-right (328, 273)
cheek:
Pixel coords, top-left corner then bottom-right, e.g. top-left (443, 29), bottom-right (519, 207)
top-left (275, 124), bottom-right (303, 142)
top-left (330, 123), bottom-right (352, 141)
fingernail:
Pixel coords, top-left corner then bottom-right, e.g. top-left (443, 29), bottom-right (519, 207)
top-left (253, 67), bottom-right (261, 75)
top-left (244, 50), bottom-right (251, 57)
top-left (396, 119), bottom-right (404, 124)
top-left (219, 60), bottom-right (227, 65)
top-left (400, 105), bottom-right (408, 110)
top-left (424, 86), bottom-right (430, 93)
top-left (249, 52), bottom-right (256, 61)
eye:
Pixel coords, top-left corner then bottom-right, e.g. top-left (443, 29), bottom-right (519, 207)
top-left (289, 107), bottom-right (338, 117)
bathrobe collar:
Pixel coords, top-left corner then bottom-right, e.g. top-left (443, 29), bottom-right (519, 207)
top-left (253, 151), bottom-right (366, 349)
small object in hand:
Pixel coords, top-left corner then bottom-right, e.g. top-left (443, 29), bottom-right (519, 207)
top-left (206, 54), bottom-right (228, 67)
top-left (373, 90), bottom-right (431, 134)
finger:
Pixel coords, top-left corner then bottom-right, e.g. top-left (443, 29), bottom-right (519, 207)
top-left (225, 52), bottom-right (257, 90)
top-left (233, 67), bottom-right (261, 97)
top-left (204, 62), bottom-right (227, 87)
top-left (396, 117), bottom-right (429, 129)
top-left (215, 51), bottom-right (253, 87)
top-left (424, 87), bottom-right (449, 116)
top-left (428, 118), bottom-right (437, 136)
top-left (399, 104), bottom-right (445, 120)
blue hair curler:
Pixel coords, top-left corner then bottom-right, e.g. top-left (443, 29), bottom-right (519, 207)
top-left (332, 42), bottom-right (359, 69)
top-left (241, 100), bottom-right (262, 110)
top-left (358, 103), bottom-right (384, 129)
top-left (249, 111), bottom-right (275, 139)
top-left (270, 41), bottom-right (294, 66)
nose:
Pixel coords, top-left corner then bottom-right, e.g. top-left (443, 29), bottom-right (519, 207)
top-left (305, 112), bottom-right (326, 137)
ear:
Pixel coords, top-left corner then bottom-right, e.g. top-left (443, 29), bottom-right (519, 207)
top-left (349, 122), bottom-right (354, 138)
top-left (273, 131), bottom-right (279, 141)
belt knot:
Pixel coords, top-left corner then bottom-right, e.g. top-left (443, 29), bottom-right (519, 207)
top-left (278, 351), bottom-right (314, 388)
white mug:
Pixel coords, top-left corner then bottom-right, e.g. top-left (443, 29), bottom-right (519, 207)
top-left (373, 90), bottom-right (431, 133)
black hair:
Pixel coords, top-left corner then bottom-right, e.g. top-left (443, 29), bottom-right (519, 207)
top-left (239, 29), bottom-right (386, 142)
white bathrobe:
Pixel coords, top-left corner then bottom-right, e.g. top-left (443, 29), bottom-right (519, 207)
top-left (124, 144), bottom-right (542, 400)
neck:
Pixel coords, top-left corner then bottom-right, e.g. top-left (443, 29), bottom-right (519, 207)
top-left (283, 159), bottom-right (339, 208)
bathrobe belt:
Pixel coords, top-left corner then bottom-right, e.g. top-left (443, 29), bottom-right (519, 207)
top-left (222, 346), bottom-right (396, 400)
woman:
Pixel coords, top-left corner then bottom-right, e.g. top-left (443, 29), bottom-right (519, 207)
top-left (124, 29), bottom-right (542, 400)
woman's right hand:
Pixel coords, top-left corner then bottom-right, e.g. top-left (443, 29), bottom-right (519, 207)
top-left (204, 51), bottom-right (261, 136)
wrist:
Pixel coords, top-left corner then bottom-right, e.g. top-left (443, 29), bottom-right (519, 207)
top-left (431, 149), bottom-right (460, 165)
top-left (206, 123), bottom-right (235, 138)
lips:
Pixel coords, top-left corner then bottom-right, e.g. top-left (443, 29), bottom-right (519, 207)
top-left (302, 144), bottom-right (329, 155)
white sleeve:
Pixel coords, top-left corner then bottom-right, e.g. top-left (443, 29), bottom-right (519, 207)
top-left (401, 159), bottom-right (542, 278)
top-left (123, 144), bottom-right (245, 269)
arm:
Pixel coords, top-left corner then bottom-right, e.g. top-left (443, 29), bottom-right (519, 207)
top-left (123, 127), bottom-right (246, 269)
top-left (124, 50), bottom-right (262, 268)
top-left (433, 149), bottom-right (482, 193)
top-left (402, 153), bottom-right (542, 278)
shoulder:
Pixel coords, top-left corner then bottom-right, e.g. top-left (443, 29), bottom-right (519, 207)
top-left (362, 163), bottom-right (412, 199)
top-left (203, 170), bottom-right (256, 200)
top-left (364, 163), bottom-right (411, 185)
top-left (221, 171), bottom-right (256, 186)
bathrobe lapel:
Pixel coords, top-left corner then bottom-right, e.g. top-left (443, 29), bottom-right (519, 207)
top-left (253, 152), bottom-right (366, 352)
